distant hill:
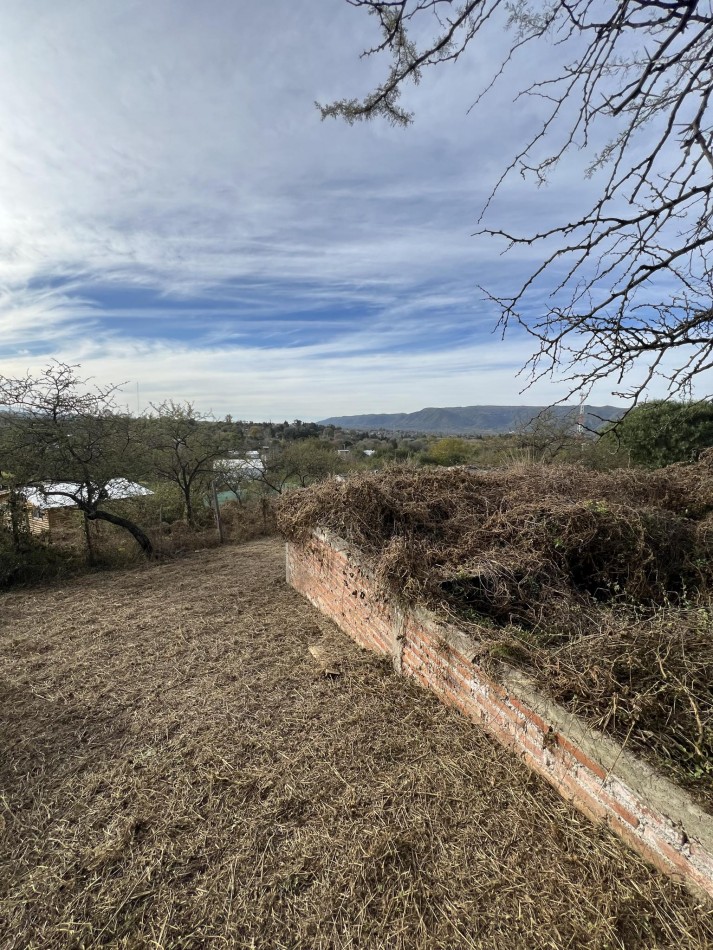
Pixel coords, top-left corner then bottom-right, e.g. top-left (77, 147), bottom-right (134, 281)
top-left (319, 405), bottom-right (624, 435)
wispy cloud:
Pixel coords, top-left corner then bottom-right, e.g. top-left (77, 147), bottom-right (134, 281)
top-left (0, 0), bottom-right (702, 415)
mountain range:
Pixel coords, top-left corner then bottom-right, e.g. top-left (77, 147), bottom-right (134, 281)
top-left (319, 405), bottom-right (624, 435)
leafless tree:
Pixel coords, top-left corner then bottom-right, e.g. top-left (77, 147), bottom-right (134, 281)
top-left (0, 363), bottom-right (153, 557)
top-left (212, 460), bottom-right (259, 505)
top-left (322, 1), bottom-right (713, 402)
top-left (145, 401), bottom-right (232, 527)
top-left (516, 408), bottom-right (579, 462)
top-left (255, 439), bottom-right (345, 493)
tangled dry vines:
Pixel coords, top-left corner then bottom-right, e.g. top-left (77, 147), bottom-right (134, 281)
top-left (278, 458), bottom-right (713, 805)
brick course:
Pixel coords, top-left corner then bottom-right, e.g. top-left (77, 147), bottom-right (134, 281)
top-left (286, 530), bottom-right (713, 901)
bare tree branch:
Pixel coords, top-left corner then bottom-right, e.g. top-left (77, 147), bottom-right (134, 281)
top-left (324, 1), bottom-right (713, 401)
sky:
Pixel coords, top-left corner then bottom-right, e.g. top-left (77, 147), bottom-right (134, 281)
top-left (0, 1), bottom-right (705, 420)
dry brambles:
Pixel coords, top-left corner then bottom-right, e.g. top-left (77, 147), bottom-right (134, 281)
top-left (277, 460), bottom-right (713, 807)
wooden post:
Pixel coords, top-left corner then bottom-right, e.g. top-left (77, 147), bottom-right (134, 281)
top-left (83, 512), bottom-right (95, 565)
top-left (211, 481), bottom-right (224, 544)
top-left (8, 488), bottom-right (23, 552)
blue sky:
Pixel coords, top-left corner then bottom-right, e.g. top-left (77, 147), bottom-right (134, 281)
top-left (0, 1), bottom-right (703, 418)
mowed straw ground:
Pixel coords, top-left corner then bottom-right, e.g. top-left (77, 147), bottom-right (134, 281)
top-left (1, 538), bottom-right (712, 950)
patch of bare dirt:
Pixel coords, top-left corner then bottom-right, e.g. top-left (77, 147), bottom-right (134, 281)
top-left (0, 539), bottom-right (711, 949)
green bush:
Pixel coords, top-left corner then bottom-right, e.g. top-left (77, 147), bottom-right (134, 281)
top-left (599, 400), bottom-right (713, 468)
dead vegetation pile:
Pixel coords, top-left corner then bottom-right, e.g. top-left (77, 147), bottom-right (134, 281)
top-left (277, 459), bottom-right (713, 802)
top-left (2, 540), bottom-right (713, 948)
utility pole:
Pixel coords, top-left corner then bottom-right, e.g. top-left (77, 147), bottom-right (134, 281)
top-left (576, 397), bottom-right (585, 439)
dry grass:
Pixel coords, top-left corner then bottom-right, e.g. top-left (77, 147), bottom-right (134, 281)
top-left (277, 464), bottom-right (713, 805)
top-left (1, 539), bottom-right (712, 949)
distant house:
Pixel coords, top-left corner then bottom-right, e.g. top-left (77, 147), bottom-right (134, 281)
top-left (214, 457), bottom-right (265, 479)
top-left (0, 479), bottom-right (152, 536)
top-left (226, 449), bottom-right (263, 460)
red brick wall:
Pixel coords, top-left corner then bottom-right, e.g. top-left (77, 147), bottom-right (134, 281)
top-left (287, 531), bottom-right (713, 901)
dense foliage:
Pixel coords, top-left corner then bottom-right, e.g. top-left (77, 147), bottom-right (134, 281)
top-left (600, 401), bottom-right (713, 468)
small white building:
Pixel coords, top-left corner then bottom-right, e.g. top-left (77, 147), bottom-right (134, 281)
top-left (214, 457), bottom-right (265, 478)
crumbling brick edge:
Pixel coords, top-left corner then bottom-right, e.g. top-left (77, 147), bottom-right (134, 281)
top-left (286, 529), bottom-right (713, 901)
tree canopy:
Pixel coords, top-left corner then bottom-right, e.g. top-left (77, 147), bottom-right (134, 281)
top-left (422, 436), bottom-right (472, 466)
top-left (323, 1), bottom-right (713, 402)
top-left (599, 399), bottom-right (713, 467)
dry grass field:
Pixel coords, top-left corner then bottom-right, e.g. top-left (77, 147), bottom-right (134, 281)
top-left (1, 538), bottom-right (712, 949)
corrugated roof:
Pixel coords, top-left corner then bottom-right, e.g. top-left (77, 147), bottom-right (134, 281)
top-left (214, 458), bottom-right (265, 476)
top-left (22, 479), bottom-right (153, 511)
